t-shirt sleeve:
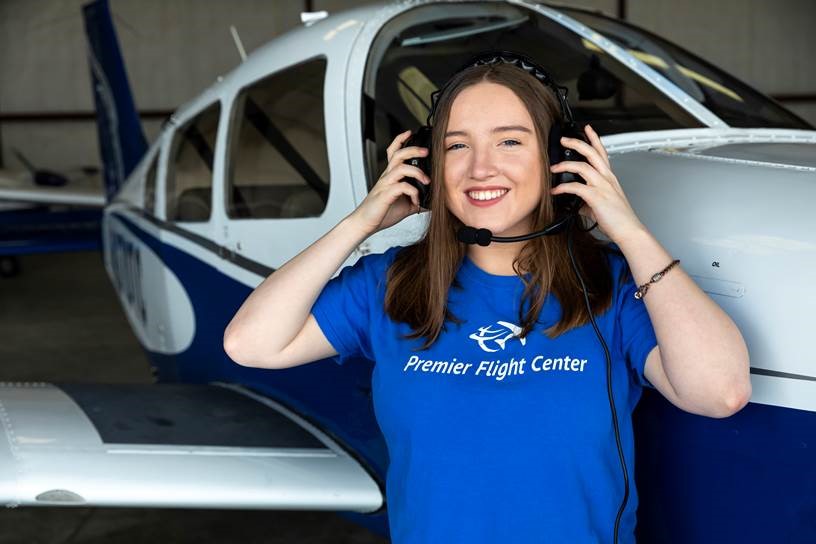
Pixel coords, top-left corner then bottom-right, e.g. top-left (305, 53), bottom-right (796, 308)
top-left (613, 250), bottom-right (659, 389)
top-left (310, 250), bottom-right (387, 365)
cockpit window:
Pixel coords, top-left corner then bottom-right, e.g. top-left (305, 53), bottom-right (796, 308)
top-left (561, 8), bottom-right (813, 130)
top-left (166, 102), bottom-right (220, 222)
top-left (225, 57), bottom-right (329, 220)
top-left (362, 2), bottom-right (705, 189)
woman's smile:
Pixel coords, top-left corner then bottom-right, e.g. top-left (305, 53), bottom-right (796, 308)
top-left (465, 187), bottom-right (510, 207)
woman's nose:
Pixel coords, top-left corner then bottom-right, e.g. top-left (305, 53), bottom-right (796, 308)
top-left (469, 147), bottom-right (499, 180)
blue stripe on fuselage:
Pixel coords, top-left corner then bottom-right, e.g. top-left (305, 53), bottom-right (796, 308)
top-left (634, 387), bottom-right (816, 543)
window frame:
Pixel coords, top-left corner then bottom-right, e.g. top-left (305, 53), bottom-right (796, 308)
top-left (143, 151), bottom-right (158, 216)
top-left (223, 55), bottom-right (330, 221)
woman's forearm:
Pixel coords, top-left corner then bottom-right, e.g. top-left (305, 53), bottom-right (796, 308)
top-left (223, 214), bottom-right (371, 365)
top-left (616, 228), bottom-right (752, 415)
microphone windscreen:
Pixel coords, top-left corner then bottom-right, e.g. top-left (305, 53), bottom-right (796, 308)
top-left (457, 226), bottom-right (494, 245)
top-left (475, 228), bottom-right (493, 246)
top-left (457, 226), bottom-right (477, 244)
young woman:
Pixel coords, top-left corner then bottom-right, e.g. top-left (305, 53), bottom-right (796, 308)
top-left (224, 61), bottom-right (751, 543)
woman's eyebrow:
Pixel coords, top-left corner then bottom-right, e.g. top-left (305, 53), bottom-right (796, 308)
top-left (444, 125), bottom-right (532, 138)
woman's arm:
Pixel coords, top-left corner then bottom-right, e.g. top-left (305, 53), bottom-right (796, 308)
top-left (223, 129), bottom-right (431, 369)
top-left (617, 227), bottom-right (752, 418)
top-left (549, 124), bottom-right (751, 418)
top-left (223, 214), bottom-right (371, 368)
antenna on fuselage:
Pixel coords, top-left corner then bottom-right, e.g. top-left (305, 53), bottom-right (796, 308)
top-left (229, 25), bottom-right (247, 62)
top-left (300, 11), bottom-right (329, 26)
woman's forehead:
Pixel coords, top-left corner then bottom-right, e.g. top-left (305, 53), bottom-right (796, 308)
top-left (447, 82), bottom-right (534, 132)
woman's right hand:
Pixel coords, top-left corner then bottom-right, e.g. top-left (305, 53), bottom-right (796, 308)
top-left (348, 130), bottom-right (431, 236)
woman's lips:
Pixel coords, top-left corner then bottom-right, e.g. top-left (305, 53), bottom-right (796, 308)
top-left (465, 190), bottom-right (508, 207)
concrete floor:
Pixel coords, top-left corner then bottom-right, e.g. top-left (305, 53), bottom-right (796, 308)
top-left (0, 251), bottom-right (389, 544)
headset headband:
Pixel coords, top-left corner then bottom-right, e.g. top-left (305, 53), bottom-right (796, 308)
top-left (425, 50), bottom-right (576, 128)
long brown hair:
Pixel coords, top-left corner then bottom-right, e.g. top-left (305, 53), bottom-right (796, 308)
top-left (384, 62), bottom-right (623, 350)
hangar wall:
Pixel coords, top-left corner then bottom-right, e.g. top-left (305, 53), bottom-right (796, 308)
top-left (0, 0), bottom-right (813, 175)
top-left (628, 0), bottom-right (816, 130)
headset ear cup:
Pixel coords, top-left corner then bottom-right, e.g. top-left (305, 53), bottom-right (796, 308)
top-left (400, 125), bottom-right (433, 209)
top-left (548, 122), bottom-right (586, 217)
top-left (547, 122), bottom-right (564, 185)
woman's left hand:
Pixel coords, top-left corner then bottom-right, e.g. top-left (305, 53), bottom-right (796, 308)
top-left (549, 124), bottom-right (647, 245)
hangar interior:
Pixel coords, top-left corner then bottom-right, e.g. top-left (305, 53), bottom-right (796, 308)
top-left (0, 0), bottom-right (813, 542)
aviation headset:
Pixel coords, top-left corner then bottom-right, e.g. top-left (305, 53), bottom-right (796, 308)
top-left (400, 50), bottom-right (630, 544)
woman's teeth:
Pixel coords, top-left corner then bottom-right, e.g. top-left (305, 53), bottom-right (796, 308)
top-left (467, 189), bottom-right (508, 201)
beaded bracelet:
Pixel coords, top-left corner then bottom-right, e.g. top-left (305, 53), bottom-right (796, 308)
top-left (634, 259), bottom-right (680, 300)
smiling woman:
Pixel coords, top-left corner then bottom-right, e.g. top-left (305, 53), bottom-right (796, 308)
top-left (349, 57), bottom-right (654, 544)
top-left (226, 6), bottom-right (747, 544)
top-left (384, 61), bottom-right (617, 347)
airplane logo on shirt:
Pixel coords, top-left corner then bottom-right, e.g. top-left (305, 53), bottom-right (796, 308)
top-left (468, 321), bottom-right (527, 353)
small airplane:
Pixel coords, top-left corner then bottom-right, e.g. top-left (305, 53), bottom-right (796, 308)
top-left (0, 0), bottom-right (813, 542)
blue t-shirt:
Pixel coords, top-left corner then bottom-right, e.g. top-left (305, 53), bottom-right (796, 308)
top-left (311, 244), bottom-right (658, 544)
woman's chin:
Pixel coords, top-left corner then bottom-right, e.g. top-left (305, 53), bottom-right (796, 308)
top-left (450, 207), bottom-right (531, 237)
top-left (459, 214), bottom-right (519, 234)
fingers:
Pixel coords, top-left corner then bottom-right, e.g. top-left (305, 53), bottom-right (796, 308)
top-left (550, 180), bottom-right (590, 202)
top-left (558, 130), bottom-right (610, 176)
top-left (550, 160), bottom-right (605, 187)
top-left (381, 163), bottom-right (430, 188)
top-left (583, 125), bottom-right (609, 165)
top-left (386, 130), bottom-right (412, 162)
top-left (386, 145), bottom-right (429, 173)
top-left (378, 131), bottom-right (431, 213)
top-left (387, 177), bottom-right (420, 209)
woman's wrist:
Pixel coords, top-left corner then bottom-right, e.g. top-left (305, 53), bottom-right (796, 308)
top-left (341, 212), bottom-right (377, 242)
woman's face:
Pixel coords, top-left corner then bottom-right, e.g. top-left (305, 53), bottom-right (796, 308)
top-left (443, 81), bottom-right (543, 237)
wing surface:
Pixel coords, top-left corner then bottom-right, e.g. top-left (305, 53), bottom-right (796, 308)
top-left (0, 382), bottom-right (383, 512)
top-left (0, 171), bottom-right (104, 207)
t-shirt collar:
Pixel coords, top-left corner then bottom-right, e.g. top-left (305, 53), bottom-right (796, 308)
top-left (458, 254), bottom-right (532, 290)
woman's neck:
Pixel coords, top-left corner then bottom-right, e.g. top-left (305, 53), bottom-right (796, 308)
top-left (466, 242), bottom-right (527, 276)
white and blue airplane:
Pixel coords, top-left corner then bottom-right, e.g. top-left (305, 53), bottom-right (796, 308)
top-left (1, 0), bottom-right (814, 541)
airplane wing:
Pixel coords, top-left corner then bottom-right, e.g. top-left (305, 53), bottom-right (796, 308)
top-left (0, 170), bottom-right (105, 258)
top-left (0, 207), bottom-right (103, 257)
top-left (0, 170), bottom-right (105, 207)
top-left (0, 381), bottom-right (383, 512)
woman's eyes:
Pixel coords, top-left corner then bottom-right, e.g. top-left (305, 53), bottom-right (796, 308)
top-left (445, 140), bottom-right (521, 151)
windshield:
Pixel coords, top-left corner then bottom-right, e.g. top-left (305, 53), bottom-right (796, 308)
top-left (362, 2), bottom-right (708, 187)
top-left (560, 7), bottom-right (813, 130)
